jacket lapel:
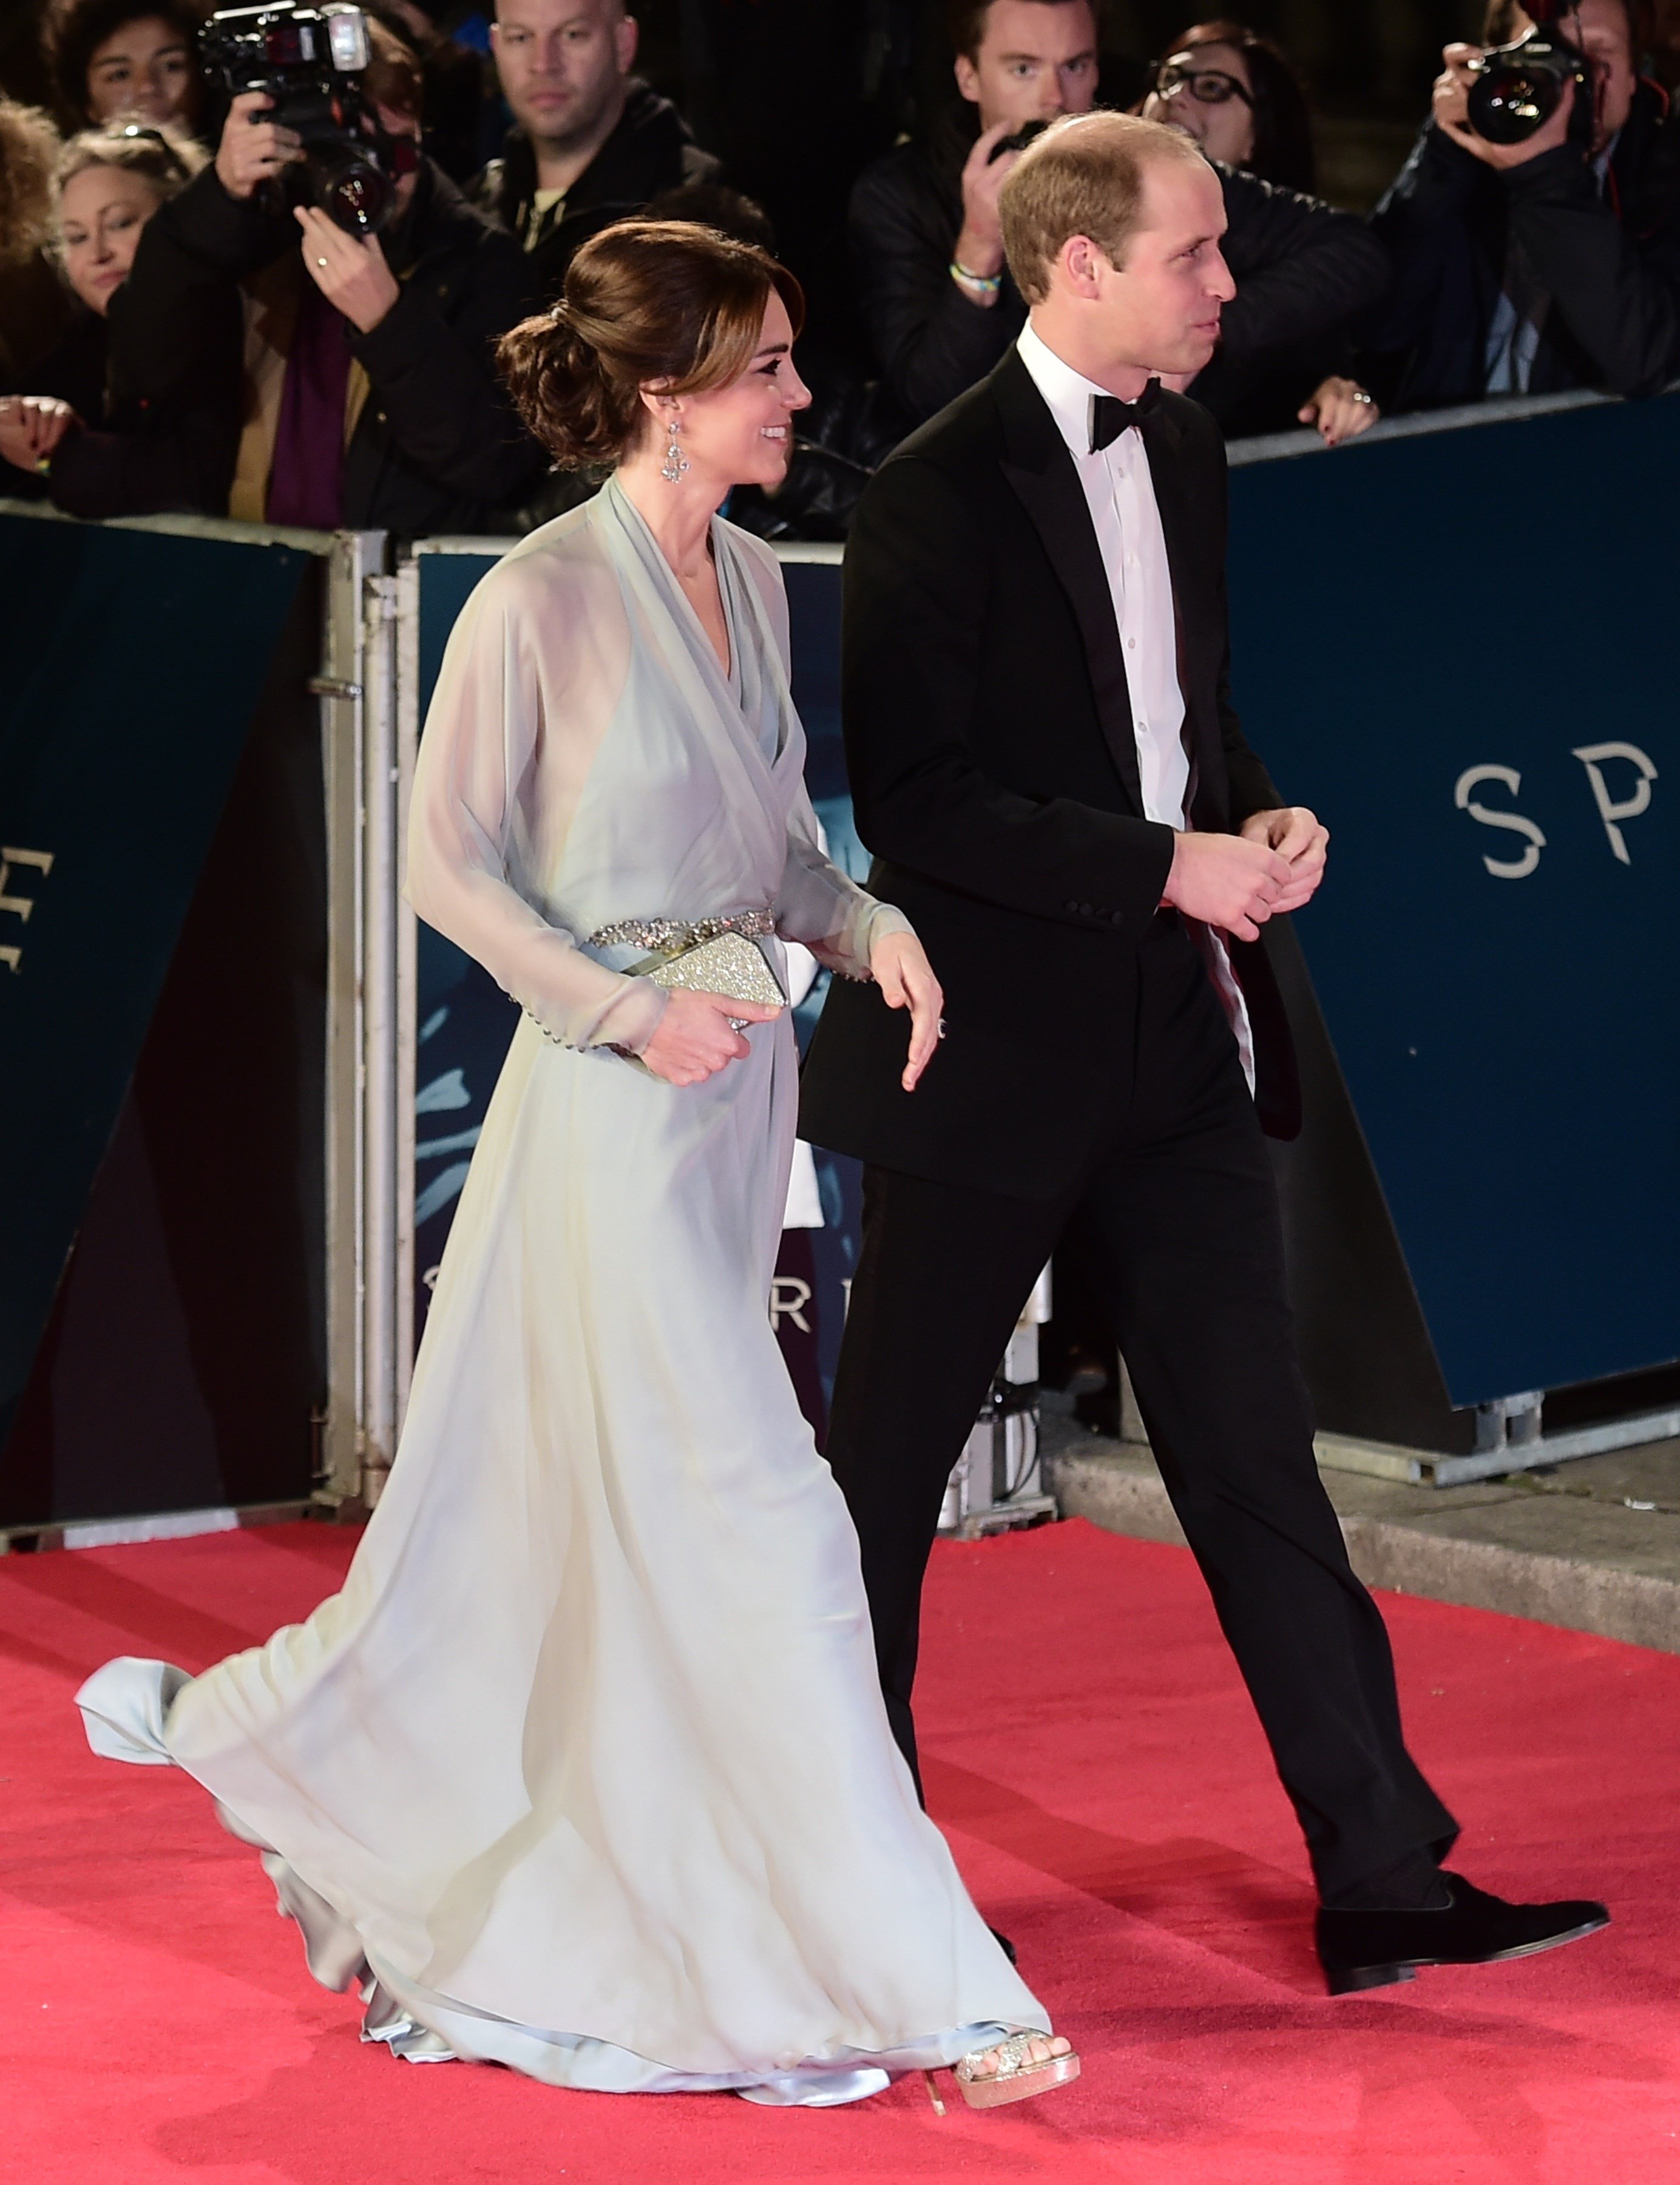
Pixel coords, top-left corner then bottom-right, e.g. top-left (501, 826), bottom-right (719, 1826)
top-left (992, 350), bottom-right (1144, 809)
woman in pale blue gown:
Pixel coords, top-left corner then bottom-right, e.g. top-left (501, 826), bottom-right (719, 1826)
top-left (77, 220), bottom-right (1078, 2112)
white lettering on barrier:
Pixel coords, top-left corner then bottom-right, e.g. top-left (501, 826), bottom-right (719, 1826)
top-left (770, 1276), bottom-right (813, 1335)
top-left (1454, 746), bottom-right (1659, 877)
top-left (1452, 766), bottom-right (1546, 879)
top-left (0, 845), bottom-right (54, 971)
top-left (1571, 741), bottom-right (1659, 865)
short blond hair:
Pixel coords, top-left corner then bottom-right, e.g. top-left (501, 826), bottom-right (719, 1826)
top-left (999, 110), bottom-right (1207, 305)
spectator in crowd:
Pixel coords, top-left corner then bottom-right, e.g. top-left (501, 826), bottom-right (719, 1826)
top-left (0, 122), bottom-right (239, 517)
top-left (473, 0), bottom-right (718, 302)
top-left (366, 0), bottom-right (498, 184)
top-left (1138, 21), bottom-right (1316, 194)
top-left (0, 99), bottom-right (75, 387)
top-left (848, 0), bottom-right (1390, 443)
top-left (1368, 0), bottom-right (1680, 410)
top-left (109, 17), bottom-right (544, 534)
top-left (43, 0), bottom-right (203, 135)
top-left (1139, 21), bottom-right (1384, 442)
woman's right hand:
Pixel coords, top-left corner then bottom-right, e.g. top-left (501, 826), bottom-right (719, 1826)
top-left (637, 990), bottom-right (782, 1086)
top-left (0, 395), bottom-right (76, 471)
top-left (216, 91), bottom-right (303, 201)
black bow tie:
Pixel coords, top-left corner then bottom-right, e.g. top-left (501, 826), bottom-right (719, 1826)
top-left (1089, 381), bottom-right (1162, 452)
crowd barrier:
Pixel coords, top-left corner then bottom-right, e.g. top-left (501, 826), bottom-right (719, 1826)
top-left (2, 382), bottom-right (1676, 1532)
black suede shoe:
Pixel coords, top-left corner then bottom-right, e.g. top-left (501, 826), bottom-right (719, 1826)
top-left (1316, 1874), bottom-right (1610, 1995)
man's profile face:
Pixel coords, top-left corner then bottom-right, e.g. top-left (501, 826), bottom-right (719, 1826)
top-left (955, 0), bottom-right (1099, 135)
top-left (1507, 0), bottom-right (1636, 150)
top-left (1080, 159), bottom-right (1234, 377)
top-left (492, 0), bottom-right (636, 151)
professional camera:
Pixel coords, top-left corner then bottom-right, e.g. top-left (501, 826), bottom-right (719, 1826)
top-left (200, 2), bottom-right (409, 235)
top-left (1466, 0), bottom-right (1592, 147)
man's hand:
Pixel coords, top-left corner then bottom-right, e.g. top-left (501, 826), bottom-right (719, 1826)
top-left (1239, 805), bottom-right (1329, 912)
top-left (638, 991), bottom-right (782, 1088)
top-left (1162, 831), bottom-right (1293, 941)
top-left (296, 205), bottom-right (402, 333)
top-left (953, 120), bottom-right (1021, 287)
top-left (216, 89), bottom-right (303, 199)
top-left (870, 928), bottom-right (944, 1091)
top-left (1433, 41), bottom-right (1577, 169)
top-left (0, 395), bottom-right (76, 472)
top-left (1299, 376), bottom-right (1380, 447)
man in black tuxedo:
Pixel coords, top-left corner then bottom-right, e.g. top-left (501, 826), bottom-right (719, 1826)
top-left (799, 109), bottom-right (1608, 1995)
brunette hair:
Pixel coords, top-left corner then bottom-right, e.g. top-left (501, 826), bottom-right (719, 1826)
top-left (361, 12), bottom-right (425, 120)
top-left (498, 218), bottom-right (805, 472)
top-left (0, 102), bottom-right (63, 263)
top-left (947, 0), bottom-right (1098, 66)
top-left (998, 108), bottom-right (1204, 303)
top-left (42, 0), bottom-right (203, 127)
top-left (1153, 20), bottom-right (1316, 194)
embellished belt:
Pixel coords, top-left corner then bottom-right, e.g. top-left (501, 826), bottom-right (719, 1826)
top-left (587, 908), bottom-right (775, 958)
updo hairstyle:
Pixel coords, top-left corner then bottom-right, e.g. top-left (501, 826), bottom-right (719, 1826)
top-left (498, 218), bottom-right (805, 473)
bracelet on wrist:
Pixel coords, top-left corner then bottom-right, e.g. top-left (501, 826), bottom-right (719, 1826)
top-left (949, 258), bottom-right (1002, 295)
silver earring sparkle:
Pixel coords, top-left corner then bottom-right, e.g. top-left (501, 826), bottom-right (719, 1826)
top-left (660, 416), bottom-right (688, 485)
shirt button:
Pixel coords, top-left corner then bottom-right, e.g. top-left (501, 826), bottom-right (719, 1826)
top-left (1127, 637), bottom-right (1136, 649)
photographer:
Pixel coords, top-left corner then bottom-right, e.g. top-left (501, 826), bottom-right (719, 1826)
top-left (1367, 1), bottom-right (1680, 409)
top-left (0, 122), bottom-right (238, 518)
top-left (849, 0), bottom-right (1389, 441)
top-left (111, 13), bottom-right (543, 533)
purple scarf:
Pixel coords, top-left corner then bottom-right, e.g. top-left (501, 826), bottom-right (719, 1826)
top-left (265, 277), bottom-right (351, 530)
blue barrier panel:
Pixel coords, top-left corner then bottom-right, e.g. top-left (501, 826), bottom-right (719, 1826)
top-left (1227, 398), bottom-right (1680, 1407)
top-left (0, 507), bottom-right (315, 1458)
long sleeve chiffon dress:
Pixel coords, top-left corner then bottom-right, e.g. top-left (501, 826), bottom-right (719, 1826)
top-left (75, 476), bottom-right (1049, 2105)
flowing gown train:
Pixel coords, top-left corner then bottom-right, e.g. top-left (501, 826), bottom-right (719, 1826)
top-left (76, 478), bottom-right (1049, 2104)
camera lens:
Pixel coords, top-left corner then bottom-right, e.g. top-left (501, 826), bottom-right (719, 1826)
top-left (307, 140), bottom-right (390, 234)
top-left (1467, 60), bottom-right (1566, 143)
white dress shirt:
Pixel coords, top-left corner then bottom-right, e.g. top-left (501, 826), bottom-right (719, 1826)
top-left (1015, 323), bottom-right (1256, 1091)
top-left (1016, 321), bottom-right (1188, 830)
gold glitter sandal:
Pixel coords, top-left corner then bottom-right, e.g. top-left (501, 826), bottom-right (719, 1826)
top-left (952, 2031), bottom-right (1081, 2110)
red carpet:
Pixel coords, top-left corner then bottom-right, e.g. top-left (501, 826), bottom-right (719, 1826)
top-left (2, 1516), bottom-right (1676, 2184)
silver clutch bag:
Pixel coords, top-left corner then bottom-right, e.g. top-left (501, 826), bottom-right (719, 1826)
top-left (606, 927), bottom-right (787, 1069)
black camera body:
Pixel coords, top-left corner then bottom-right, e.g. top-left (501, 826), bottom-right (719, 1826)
top-left (1466, 0), bottom-right (1593, 148)
top-left (200, 1), bottom-right (398, 234)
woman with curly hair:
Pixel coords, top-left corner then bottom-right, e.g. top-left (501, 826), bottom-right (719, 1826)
top-left (0, 99), bottom-right (74, 385)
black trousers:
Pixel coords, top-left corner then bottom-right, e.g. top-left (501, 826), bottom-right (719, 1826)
top-left (823, 916), bottom-right (1458, 1902)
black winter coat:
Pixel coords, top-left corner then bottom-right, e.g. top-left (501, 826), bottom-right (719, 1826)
top-left (848, 132), bottom-right (1390, 438)
top-left (470, 84), bottom-right (719, 304)
top-left (4, 301), bottom-right (238, 520)
top-left (1367, 83), bottom-right (1680, 410)
top-left (111, 159), bottom-right (543, 535)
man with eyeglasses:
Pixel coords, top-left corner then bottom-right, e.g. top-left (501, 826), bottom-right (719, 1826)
top-left (1367, 0), bottom-right (1680, 411)
top-left (848, 0), bottom-right (1389, 442)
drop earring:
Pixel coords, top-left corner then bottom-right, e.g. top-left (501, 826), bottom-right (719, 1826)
top-left (660, 415), bottom-right (688, 485)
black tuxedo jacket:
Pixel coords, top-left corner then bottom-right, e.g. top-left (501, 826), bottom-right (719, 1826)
top-left (798, 346), bottom-right (1300, 1201)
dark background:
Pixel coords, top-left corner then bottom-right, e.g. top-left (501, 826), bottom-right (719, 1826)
top-left (0, 0), bottom-right (1494, 212)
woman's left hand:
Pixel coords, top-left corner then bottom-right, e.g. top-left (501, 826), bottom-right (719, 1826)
top-left (295, 205), bottom-right (401, 334)
top-left (870, 929), bottom-right (944, 1092)
top-left (0, 395), bottom-right (76, 472)
top-left (1298, 376), bottom-right (1379, 448)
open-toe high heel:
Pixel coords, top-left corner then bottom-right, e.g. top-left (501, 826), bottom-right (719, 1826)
top-left (952, 2030), bottom-right (1080, 2109)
